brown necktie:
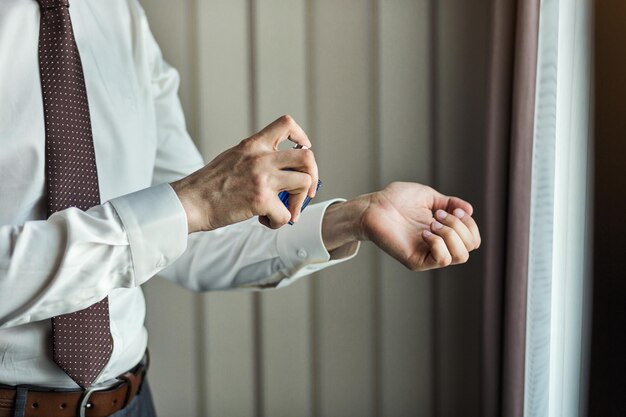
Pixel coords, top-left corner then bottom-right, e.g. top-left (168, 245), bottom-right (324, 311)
top-left (37, 0), bottom-right (113, 389)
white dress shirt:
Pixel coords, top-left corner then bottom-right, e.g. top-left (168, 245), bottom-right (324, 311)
top-left (0, 0), bottom-right (358, 388)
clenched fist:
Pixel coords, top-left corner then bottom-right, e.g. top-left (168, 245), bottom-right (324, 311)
top-left (171, 115), bottom-right (319, 233)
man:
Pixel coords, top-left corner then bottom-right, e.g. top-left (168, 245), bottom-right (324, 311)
top-left (0, 0), bottom-right (481, 416)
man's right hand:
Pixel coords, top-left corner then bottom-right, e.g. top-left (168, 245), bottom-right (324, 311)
top-left (171, 115), bottom-right (318, 233)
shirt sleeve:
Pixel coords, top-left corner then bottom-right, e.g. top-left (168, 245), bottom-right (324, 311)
top-left (157, 199), bottom-right (360, 292)
top-left (137, 1), bottom-right (205, 187)
top-left (0, 184), bottom-right (188, 329)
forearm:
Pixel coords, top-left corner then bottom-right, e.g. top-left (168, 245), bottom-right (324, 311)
top-left (321, 197), bottom-right (368, 253)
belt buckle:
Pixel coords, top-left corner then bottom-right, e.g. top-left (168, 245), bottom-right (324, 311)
top-left (77, 384), bottom-right (110, 417)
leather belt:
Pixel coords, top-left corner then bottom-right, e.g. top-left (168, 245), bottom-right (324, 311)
top-left (0, 354), bottom-right (148, 417)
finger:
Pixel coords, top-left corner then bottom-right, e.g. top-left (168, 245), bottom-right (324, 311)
top-left (260, 197), bottom-right (292, 229)
top-left (273, 149), bottom-right (319, 197)
top-left (272, 171), bottom-right (312, 223)
top-left (431, 190), bottom-right (474, 217)
top-left (272, 170), bottom-right (312, 193)
top-left (257, 115), bottom-right (312, 150)
top-left (287, 191), bottom-right (308, 223)
top-left (448, 197), bottom-right (473, 217)
top-left (430, 220), bottom-right (470, 265)
top-left (450, 208), bottom-right (482, 249)
top-left (421, 230), bottom-right (452, 270)
top-left (434, 209), bottom-right (477, 251)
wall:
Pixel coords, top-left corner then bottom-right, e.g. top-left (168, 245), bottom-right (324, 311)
top-left (139, 0), bottom-right (489, 416)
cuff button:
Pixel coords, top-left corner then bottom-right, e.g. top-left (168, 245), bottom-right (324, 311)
top-left (297, 249), bottom-right (308, 258)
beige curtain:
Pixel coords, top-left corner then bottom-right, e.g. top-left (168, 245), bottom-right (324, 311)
top-left (482, 0), bottom-right (540, 416)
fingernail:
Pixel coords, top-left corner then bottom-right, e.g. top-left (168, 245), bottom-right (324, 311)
top-left (423, 230), bottom-right (433, 237)
top-left (437, 210), bottom-right (448, 220)
top-left (432, 221), bottom-right (443, 230)
top-left (453, 208), bottom-right (466, 218)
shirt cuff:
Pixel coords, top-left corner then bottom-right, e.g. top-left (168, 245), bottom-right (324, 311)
top-left (109, 184), bottom-right (188, 285)
top-left (274, 198), bottom-right (360, 288)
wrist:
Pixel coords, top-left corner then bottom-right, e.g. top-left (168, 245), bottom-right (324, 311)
top-left (321, 196), bottom-right (369, 252)
top-left (170, 178), bottom-right (208, 234)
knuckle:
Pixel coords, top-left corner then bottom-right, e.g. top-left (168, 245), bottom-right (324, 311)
top-left (280, 114), bottom-right (295, 126)
top-left (272, 214), bottom-right (290, 229)
top-left (300, 175), bottom-right (313, 189)
top-left (300, 148), bottom-right (316, 165)
top-left (250, 191), bottom-right (266, 209)
top-left (249, 153), bottom-right (268, 172)
top-left (402, 256), bottom-right (418, 271)
top-left (409, 261), bottom-right (422, 272)
top-left (240, 137), bottom-right (256, 149)
top-left (439, 255), bottom-right (452, 267)
top-left (460, 215), bottom-right (472, 225)
top-left (437, 225), bottom-right (451, 237)
top-left (250, 170), bottom-right (267, 189)
top-left (446, 215), bottom-right (459, 226)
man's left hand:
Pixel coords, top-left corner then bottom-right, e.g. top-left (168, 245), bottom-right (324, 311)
top-left (322, 182), bottom-right (481, 271)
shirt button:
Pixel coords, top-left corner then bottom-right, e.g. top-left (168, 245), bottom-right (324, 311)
top-left (297, 249), bottom-right (308, 258)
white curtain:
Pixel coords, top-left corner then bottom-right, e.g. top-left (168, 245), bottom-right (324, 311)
top-left (524, 0), bottom-right (592, 416)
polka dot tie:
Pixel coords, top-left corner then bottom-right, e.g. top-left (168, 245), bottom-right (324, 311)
top-left (37, 0), bottom-right (113, 389)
